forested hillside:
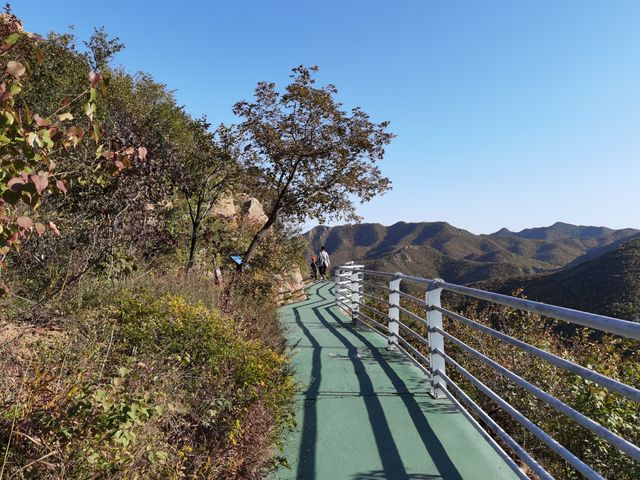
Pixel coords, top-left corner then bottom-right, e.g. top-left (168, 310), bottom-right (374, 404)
top-left (306, 221), bottom-right (639, 284)
top-left (478, 238), bottom-right (640, 320)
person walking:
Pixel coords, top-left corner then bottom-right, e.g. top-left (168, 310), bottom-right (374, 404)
top-left (317, 246), bottom-right (330, 281)
top-left (310, 255), bottom-right (319, 282)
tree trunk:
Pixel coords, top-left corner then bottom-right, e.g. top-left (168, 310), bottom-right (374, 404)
top-left (186, 220), bottom-right (200, 272)
top-left (241, 214), bottom-right (277, 270)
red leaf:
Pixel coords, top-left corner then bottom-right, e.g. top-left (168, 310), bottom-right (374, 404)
top-left (33, 114), bottom-right (50, 127)
top-left (30, 173), bottom-right (49, 195)
top-left (137, 146), bottom-right (147, 160)
top-left (35, 222), bottom-right (46, 236)
top-left (7, 177), bottom-right (25, 192)
top-left (6, 60), bottom-right (25, 78)
top-left (89, 71), bottom-right (102, 87)
top-left (16, 216), bottom-right (33, 230)
top-left (56, 179), bottom-right (68, 195)
top-left (49, 221), bottom-right (61, 236)
top-left (7, 232), bottom-right (18, 244)
top-left (67, 126), bottom-right (85, 138)
top-left (114, 160), bottom-right (125, 171)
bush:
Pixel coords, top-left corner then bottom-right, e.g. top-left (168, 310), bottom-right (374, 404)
top-left (0, 279), bottom-right (295, 479)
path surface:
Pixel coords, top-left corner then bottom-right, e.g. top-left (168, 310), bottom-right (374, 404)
top-left (273, 282), bottom-right (521, 480)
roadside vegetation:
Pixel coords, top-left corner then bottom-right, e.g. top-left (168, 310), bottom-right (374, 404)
top-left (0, 8), bottom-right (392, 479)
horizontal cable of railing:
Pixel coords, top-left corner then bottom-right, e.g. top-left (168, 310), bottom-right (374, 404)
top-left (361, 280), bottom-right (390, 292)
top-left (359, 290), bottom-right (388, 304)
top-left (365, 271), bottom-right (640, 340)
top-left (398, 321), bottom-right (429, 349)
top-left (336, 299), bottom-right (351, 311)
top-left (438, 371), bottom-right (552, 480)
top-left (397, 304), bottom-right (429, 328)
top-left (435, 349), bottom-right (603, 480)
top-left (361, 269), bottom-right (396, 278)
top-left (395, 289), bottom-right (427, 307)
top-left (437, 280), bottom-right (640, 340)
top-left (358, 310), bottom-right (388, 334)
top-left (435, 326), bottom-right (640, 461)
top-left (397, 336), bottom-right (431, 367)
top-left (355, 300), bottom-right (388, 320)
top-left (434, 305), bottom-right (640, 402)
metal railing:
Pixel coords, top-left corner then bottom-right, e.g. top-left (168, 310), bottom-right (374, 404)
top-left (333, 264), bottom-right (640, 480)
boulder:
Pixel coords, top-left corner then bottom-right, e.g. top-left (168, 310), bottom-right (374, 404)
top-left (241, 197), bottom-right (268, 227)
top-left (275, 266), bottom-right (307, 305)
top-left (211, 195), bottom-right (237, 221)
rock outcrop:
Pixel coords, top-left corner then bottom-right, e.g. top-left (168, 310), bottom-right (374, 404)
top-left (211, 195), bottom-right (237, 222)
top-left (210, 195), bottom-right (268, 229)
top-left (241, 197), bottom-right (268, 227)
top-left (274, 265), bottom-right (307, 305)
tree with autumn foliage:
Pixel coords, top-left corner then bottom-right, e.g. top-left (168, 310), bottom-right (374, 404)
top-left (234, 66), bottom-right (394, 266)
top-left (0, 20), bottom-right (144, 293)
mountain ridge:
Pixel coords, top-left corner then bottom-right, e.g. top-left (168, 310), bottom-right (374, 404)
top-left (476, 238), bottom-right (640, 320)
top-left (305, 221), bottom-right (640, 286)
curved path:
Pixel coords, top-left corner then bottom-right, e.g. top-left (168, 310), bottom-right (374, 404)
top-left (273, 282), bottom-right (521, 480)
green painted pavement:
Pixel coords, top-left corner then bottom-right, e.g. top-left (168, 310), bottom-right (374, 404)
top-left (272, 282), bottom-right (521, 480)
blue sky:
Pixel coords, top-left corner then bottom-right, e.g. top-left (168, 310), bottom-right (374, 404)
top-left (14, 1), bottom-right (640, 234)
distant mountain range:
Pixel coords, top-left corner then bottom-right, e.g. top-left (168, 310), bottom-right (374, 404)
top-left (304, 221), bottom-right (640, 319)
top-left (305, 221), bottom-right (639, 283)
top-left (479, 238), bottom-right (640, 321)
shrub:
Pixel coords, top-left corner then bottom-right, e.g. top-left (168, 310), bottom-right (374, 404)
top-left (0, 281), bottom-right (295, 479)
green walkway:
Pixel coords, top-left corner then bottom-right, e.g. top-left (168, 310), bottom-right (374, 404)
top-left (273, 282), bottom-right (521, 480)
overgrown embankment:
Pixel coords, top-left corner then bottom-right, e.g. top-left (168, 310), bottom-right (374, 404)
top-left (1, 273), bottom-right (296, 479)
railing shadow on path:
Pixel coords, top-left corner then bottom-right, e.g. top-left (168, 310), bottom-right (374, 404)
top-left (287, 282), bottom-right (463, 480)
top-left (353, 471), bottom-right (442, 480)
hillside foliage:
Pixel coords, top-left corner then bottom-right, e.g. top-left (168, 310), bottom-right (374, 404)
top-left (0, 12), bottom-right (358, 479)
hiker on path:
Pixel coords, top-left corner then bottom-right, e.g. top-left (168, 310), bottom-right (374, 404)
top-left (317, 246), bottom-right (330, 281)
top-left (310, 255), bottom-right (319, 281)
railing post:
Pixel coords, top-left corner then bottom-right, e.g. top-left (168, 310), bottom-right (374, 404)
top-left (426, 279), bottom-right (446, 398)
top-left (334, 267), bottom-right (342, 306)
top-left (350, 266), bottom-right (363, 324)
top-left (387, 274), bottom-right (401, 350)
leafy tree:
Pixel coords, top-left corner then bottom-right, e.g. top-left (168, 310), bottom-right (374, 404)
top-left (233, 65), bottom-right (393, 265)
top-left (84, 26), bottom-right (124, 71)
top-left (0, 20), bottom-right (139, 294)
top-left (0, 24), bottom-right (150, 300)
top-left (176, 119), bottom-right (240, 272)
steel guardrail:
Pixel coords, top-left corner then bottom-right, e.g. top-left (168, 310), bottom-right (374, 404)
top-left (333, 264), bottom-right (640, 480)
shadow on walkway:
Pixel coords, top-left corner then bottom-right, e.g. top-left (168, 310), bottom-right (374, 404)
top-left (289, 282), bottom-right (462, 480)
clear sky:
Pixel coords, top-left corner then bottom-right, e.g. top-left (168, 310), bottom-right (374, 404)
top-left (13, 0), bottom-right (640, 234)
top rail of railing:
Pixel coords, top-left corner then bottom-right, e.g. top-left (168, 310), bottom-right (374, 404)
top-left (357, 269), bottom-right (640, 340)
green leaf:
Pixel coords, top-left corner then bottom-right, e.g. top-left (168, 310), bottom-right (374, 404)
top-left (9, 83), bottom-right (21, 96)
top-left (5, 33), bottom-right (21, 46)
top-left (83, 102), bottom-right (96, 117)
